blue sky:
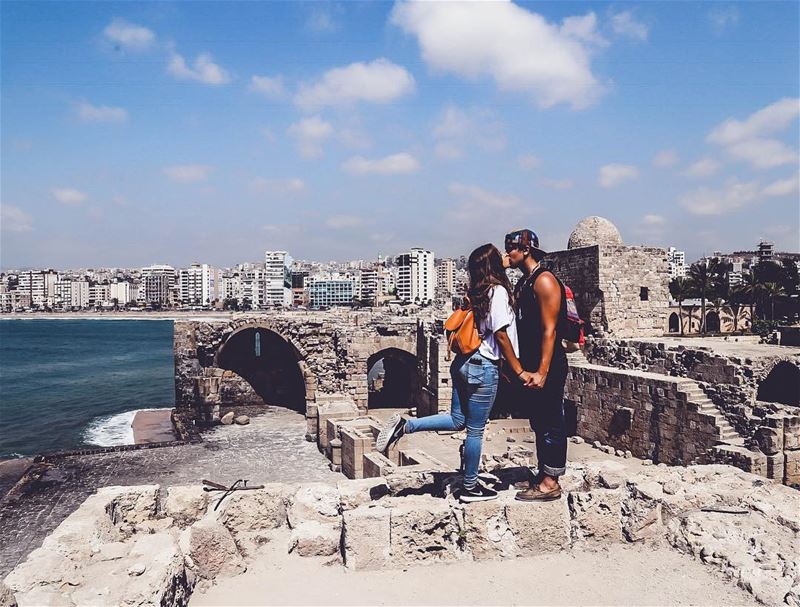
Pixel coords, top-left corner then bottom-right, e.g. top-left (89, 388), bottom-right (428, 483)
top-left (1, 1), bottom-right (798, 270)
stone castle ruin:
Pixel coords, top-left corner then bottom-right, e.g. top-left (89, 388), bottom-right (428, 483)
top-left (173, 217), bottom-right (800, 488)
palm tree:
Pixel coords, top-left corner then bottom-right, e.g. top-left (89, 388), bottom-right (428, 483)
top-left (728, 284), bottom-right (746, 332)
top-left (669, 277), bottom-right (691, 336)
top-left (761, 282), bottom-right (785, 321)
top-left (741, 271), bottom-right (762, 330)
top-left (688, 260), bottom-right (723, 335)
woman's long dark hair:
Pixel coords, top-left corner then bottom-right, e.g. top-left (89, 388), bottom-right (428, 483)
top-left (467, 243), bottom-right (514, 331)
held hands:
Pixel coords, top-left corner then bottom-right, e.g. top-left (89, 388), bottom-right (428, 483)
top-left (518, 370), bottom-right (547, 389)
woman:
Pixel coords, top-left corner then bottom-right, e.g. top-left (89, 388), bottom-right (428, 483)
top-left (376, 243), bottom-right (533, 503)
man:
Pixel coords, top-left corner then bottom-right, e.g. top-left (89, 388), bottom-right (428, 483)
top-left (504, 229), bottom-right (569, 501)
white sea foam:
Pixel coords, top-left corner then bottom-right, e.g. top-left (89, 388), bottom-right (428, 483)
top-left (82, 408), bottom-right (169, 447)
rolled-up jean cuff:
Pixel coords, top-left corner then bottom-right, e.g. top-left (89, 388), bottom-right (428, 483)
top-left (542, 464), bottom-right (565, 477)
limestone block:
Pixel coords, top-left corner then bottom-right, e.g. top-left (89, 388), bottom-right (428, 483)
top-left (755, 425), bottom-right (783, 455)
top-left (784, 417), bottom-right (800, 450)
top-left (785, 449), bottom-right (800, 486)
top-left (766, 452), bottom-right (786, 481)
top-left (287, 483), bottom-right (340, 527)
top-left (388, 496), bottom-right (464, 566)
top-left (458, 497), bottom-right (517, 560)
top-left (220, 411), bottom-right (234, 425)
top-left (363, 452), bottom-right (393, 479)
top-left (163, 485), bottom-right (210, 527)
top-left (289, 520), bottom-right (341, 557)
top-left (219, 484), bottom-right (289, 554)
top-left (504, 496), bottom-right (570, 556)
top-left (569, 489), bottom-right (624, 544)
top-left (342, 504), bottom-right (391, 570)
top-left (338, 477), bottom-right (390, 511)
top-left (182, 519), bottom-right (245, 580)
top-left (4, 548), bottom-right (84, 594)
top-left (103, 485), bottom-right (160, 528)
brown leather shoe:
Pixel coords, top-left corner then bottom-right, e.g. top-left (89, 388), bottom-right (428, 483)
top-left (513, 470), bottom-right (545, 491)
top-left (515, 485), bottom-right (562, 502)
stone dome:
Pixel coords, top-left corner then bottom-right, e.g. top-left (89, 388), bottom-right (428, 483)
top-left (567, 216), bottom-right (624, 249)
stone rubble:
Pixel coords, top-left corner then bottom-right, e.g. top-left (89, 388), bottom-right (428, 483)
top-left (3, 462), bottom-right (797, 607)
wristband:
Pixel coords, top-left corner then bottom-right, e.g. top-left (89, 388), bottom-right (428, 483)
top-left (517, 370), bottom-right (526, 377)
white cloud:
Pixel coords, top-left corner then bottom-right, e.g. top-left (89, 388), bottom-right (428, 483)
top-left (76, 101), bottom-right (128, 123)
top-left (598, 164), bottom-right (638, 188)
top-left (706, 98), bottom-right (800, 169)
top-left (448, 182), bottom-right (521, 211)
top-left (682, 157), bottom-right (721, 179)
top-left (653, 149), bottom-right (679, 168)
top-left (249, 177), bottom-right (307, 195)
top-left (342, 153), bottom-right (420, 176)
top-left (0, 205), bottom-right (33, 232)
top-left (51, 188), bottom-right (87, 205)
top-left (168, 51), bottom-right (231, 85)
top-left (163, 165), bottom-right (212, 183)
top-left (432, 104), bottom-right (506, 159)
top-left (679, 179), bottom-right (761, 215)
top-left (707, 98), bottom-right (800, 145)
top-left (249, 75), bottom-right (286, 99)
top-left (708, 6), bottom-right (739, 35)
top-left (560, 12), bottom-right (608, 47)
top-left (326, 215), bottom-right (364, 229)
top-left (518, 154), bottom-right (541, 170)
top-left (295, 59), bottom-right (415, 111)
top-left (391, 1), bottom-right (605, 109)
top-left (725, 138), bottom-right (798, 170)
top-left (642, 214), bottom-right (665, 226)
top-left (611, 11), bottom-right (649, 41)
top-left (103, 18), bottom-right (155, 51)
top-left (287, 116), bottom-right (334, 159)
top-left (763, 173), bottom-right (800, 197)
top-left (540, 177), bottom-right (573, 190)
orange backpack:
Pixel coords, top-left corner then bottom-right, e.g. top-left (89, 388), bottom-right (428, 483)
top-left (444, 302), bottom-right (481, 356)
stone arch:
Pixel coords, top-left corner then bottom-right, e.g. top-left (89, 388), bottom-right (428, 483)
top-left (668, 312), bottom-right (680, 333)
top-left (706, 311), bottom-right (721, 333)
top-left (214, 325), bottom-right (307, 412)
top-left (756, 361), bottom-right (800, 406)
top-left (366, 347), bottom-right (419, 409)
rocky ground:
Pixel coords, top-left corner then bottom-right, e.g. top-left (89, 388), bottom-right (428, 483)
top-left (0, 408), bottom-right (337, 576)
top-left (3, 462), bottom-right (798, 607)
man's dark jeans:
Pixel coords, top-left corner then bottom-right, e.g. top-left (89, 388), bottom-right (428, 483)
top-left (519, 361), bottom-right (568, 477)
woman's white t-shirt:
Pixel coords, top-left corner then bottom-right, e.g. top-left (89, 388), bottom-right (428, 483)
top-left (478, 286), bottom-right (519, 361)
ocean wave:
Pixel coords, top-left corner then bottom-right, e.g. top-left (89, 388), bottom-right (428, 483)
top-left (82, 408), bottom-right (169, 447)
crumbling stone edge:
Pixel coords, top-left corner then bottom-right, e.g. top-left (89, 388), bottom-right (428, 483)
top-left (2, 462), bottom-right (798, 607)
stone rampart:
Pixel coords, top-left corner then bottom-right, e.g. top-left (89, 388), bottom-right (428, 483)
top-left (5, 464), bottom-right (798, 607)
top-left (566, 362), bottom-right (722, 465)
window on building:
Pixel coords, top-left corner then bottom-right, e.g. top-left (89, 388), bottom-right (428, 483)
top-left (640, 287), bottom-right (649, 301)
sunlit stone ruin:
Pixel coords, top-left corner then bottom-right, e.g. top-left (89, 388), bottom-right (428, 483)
top-left (2, 217), bottom-right (799, 607)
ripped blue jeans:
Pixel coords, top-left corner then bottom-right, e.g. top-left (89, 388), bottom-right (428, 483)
top-left (403, 353), bottom-right (499, 488)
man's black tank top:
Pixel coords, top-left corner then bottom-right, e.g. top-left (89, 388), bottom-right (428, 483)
top-left (513, 266), bottom-right (568, 371)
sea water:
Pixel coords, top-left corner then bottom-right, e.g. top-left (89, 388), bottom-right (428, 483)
top-left (0, 319), bottom-right (174, 458)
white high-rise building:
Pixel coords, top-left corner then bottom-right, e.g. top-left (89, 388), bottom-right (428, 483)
top-left (668, 247), bottom-right (687, 279)
top-left (109, 281), bottom-right (134, 305)
top-left (264, 251), bottom-right (293, 307)
top-left (89, 283), bottom-right (110, 307)
top-left (396, 248), bottom-right (435, 304)
top-left (179, 263), bottom-right (218, 306)
top-left (436, 258), bottom-right (457, 297)
top-left (18, 270), bottom-right (58, 307)
top-left (240, 266), bottom-right (266, 309)
top-left (140, 265), bottom-right (176, 305)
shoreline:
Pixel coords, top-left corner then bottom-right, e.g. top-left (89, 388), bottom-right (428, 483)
top-left (0, 311), bottom-right (236, 321)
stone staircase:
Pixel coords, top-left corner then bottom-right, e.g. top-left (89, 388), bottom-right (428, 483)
top-left (676, 381), bottom-right (745, 447)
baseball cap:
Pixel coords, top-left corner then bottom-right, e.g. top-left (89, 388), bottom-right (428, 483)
top-left (504, 229), bottom-right (547, 258)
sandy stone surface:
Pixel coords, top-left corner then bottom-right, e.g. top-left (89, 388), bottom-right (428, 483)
top-left (191, 530), bottom-right (759, 607)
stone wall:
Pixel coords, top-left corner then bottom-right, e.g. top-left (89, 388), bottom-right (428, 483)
top-left (6, 464), bottom-right (798, 607)
top-left (174, 312), bottom-right (446, 425)
top-left (544, 245), bottom-right (670, 338)
top-left (566, 362), bottom-right (722, 465)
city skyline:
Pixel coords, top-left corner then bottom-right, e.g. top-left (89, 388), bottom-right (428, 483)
top-left (1, 2), bottom-right (799, 270)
